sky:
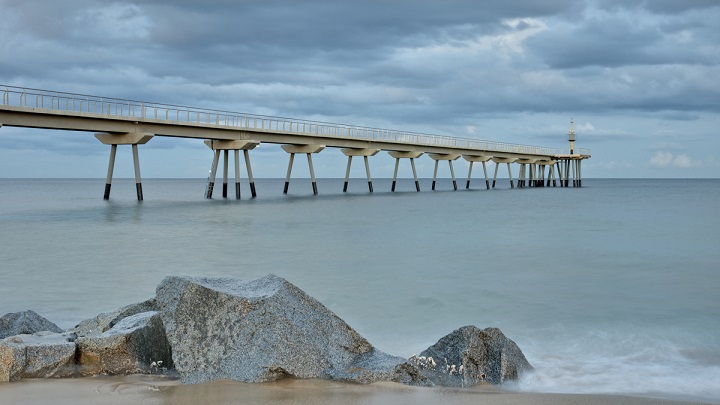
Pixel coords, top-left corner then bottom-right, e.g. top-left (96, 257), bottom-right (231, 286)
top-left (1, 0), bottom-right (719, 179)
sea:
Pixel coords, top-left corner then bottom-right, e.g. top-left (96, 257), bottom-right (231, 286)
top-left (1, 177), bottom-right (718, 403)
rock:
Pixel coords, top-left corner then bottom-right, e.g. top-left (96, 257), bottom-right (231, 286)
top-left (0, 310), bottom-right (63, 339)
top-left (71, 299), bottom-right (157, 337)
top-left (0, 332), bottom-right (77, 382)
top-left (409, 325), bottom-right (533, 387)
top-left (156, 274), bottom-right (407, 384)
top-left (76, 311), bottom-right (172, 376)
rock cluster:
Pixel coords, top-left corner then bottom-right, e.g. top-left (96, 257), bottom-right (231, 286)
top-left (1, 274), bottom-right (533, 387)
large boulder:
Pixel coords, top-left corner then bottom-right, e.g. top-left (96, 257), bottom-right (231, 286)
top-left (0, 332), bottom-right (77, 382)
top-left (0, 311), bottom-right (62, 339)
top-left (409, 326), bottom-right (533, 387)
top-left (76, 311), bottom-right (172, 376)
top-left (156, 274), bottom-right (407, 384)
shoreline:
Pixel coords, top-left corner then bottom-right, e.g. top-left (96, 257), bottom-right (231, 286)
top-left (0, 375), bottom-right (712, 405)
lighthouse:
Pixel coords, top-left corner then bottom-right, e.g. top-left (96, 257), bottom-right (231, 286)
top-left (568, 118), bottom-right (576, 154)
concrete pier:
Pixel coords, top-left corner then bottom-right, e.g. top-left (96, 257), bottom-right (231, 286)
top-left (1, 86), bottom-right (592, 199)
top-left (95, 132), bottom-right (154, 200)
top-left (388, 151), bottom-right (424, 192)
top-left (281, 144), bottom-right (325, 195)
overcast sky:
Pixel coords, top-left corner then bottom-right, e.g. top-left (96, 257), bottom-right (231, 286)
top-left (1, 0), bottom-right (719, 179)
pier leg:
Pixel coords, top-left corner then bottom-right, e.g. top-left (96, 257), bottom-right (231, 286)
top-left (206, 149), bottom-right (220, 198)
top-left (222, 149), bottom-right (229, 199)
top-left (244, 150), bottom-right (256, 197)
top-left (132, 144), bottom-right (143, 201)
top-left (492, 162), bottom-right (499, 188)
top-left (518, 164), bottom-right (525, 188)
top-left (449, 160), bottom-right (457, 190)
top-left (556, 162), bottom-right (563, 187)
top-left (532, 164), bottom-right (536, 187)
top-left (392, 158), bottom-right (399, 192)
top-left (104, 144), bottom-right (117, 200)
top-left (564, 160), bottom-right (570, 187)
top-left (432, 160), bottom-right (439, 190)
top-left (284, 153), bottom-right (295, 194)
top-left (410, 158), bottom-right (420, 192)
top-left (482, 162), bottom-right (489, 189)
top-left (364, 156), bottom-right (373, 192)
top-left (506, 163), bottom-right (514, 189)
top-left (234, 150), bottom-right (241, 199)
top-left (571, 159), bottom-right (577, 187)
top-left (466, 161), bottom-right (473, 189)
top-left (578, 159), bottom-right (582, 187)
top-left (307, 153), bottom-right (318, 195)
top-left (343, 156), bottom-right (352, 192)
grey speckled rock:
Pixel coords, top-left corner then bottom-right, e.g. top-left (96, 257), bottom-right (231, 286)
top-left (0, 332), bottom-right (77, 382)
top-left (71, 299), bottom-right (157, 337)
top-left (410, 326), bottom-right (533, 386)
top-left (156, 274), bottom-right (407, 384)
top-left (0, 311), bottom-right (62, 339)
top-left (76, 311), bottom-right (172, 376)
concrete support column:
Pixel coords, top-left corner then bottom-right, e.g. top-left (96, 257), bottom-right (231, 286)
top-left (204, 139), bottom-right (259, 199)
top-left (428, 153), bottom-right (460, 191)
top-left (104, 144), bottom-right (117, 200)
top-left (466, 161), bottom-right (474, 189)
top-left (364, 156), bottom-right (373, 192)
top-left (234, 150), bottom-right (241, 199)
top-left (388, 151), bottom-right (424, 192)
top-left (307, 153), bottom-right (318, 195)
top-left (281, 144), bottom-right (325, 195)
top-left (222, 149), bottom-right (229, 198)
top-left (343, 156), bottom-right (353, 192)
top-left (506, 163), bottom-right (514, 189)
top-left (482, 161), bottom-right (489, 189)
top-left (95, 132), bottom-right (153, 201)
top-left (244, 150), bottom-right (257, 197)
top-left (341, 148), bottom-right (379, 193)
top-left (492, 162), bottom-right (499, 188)
top-left (131, 144), bottom-right (143, 200)
top-left (449, 160), bottom-right (457, 190)
top-left (578, 159), bottom-right (583, 187)
top-left (207, 149), bottom-right (221, 198)
top-left (392, 158), bottom-right (400, 192)
top-left (410, 158), bottom-right (420, 192)
top-left (284, 153), bottom-right (295, 194)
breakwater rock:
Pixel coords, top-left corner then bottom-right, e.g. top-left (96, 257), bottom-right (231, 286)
top-left (407, 326), bottom-right (533, 386)
top-left (156, 275), bottom-right (410, 384)
top-left (1, 274), bottom-right (532, 387)
top-left (0, 310), bottom-right (62, 339)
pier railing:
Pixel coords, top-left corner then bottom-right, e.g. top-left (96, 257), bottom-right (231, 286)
top-left (1, 85), bottom-right (590, 157)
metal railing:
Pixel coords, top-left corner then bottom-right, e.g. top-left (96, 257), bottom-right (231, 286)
top-left (1, 85), bottom-right (590, 157)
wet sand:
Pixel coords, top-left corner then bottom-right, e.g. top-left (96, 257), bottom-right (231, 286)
top-left (0, 375), bottom-right (710, 405)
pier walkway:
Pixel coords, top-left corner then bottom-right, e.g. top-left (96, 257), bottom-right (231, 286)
top-left (1, 85), bottom-right (590, 200)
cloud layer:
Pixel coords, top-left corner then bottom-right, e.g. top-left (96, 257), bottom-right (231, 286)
top-left (1, 0), bottom-right (719, 178)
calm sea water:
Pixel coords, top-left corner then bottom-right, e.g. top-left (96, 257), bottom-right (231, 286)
top-left (1, 178), bottom-right (718, 402)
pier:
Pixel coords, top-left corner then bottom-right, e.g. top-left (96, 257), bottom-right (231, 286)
top-left (0, 86), bottom-right (590, 199)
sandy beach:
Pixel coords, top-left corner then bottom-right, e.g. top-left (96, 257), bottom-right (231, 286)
top-left (0, 375), bottom-right (711, 405)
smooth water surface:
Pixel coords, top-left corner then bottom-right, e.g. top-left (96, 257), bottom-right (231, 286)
top-left (1, 178), bottom-right (718, 403)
